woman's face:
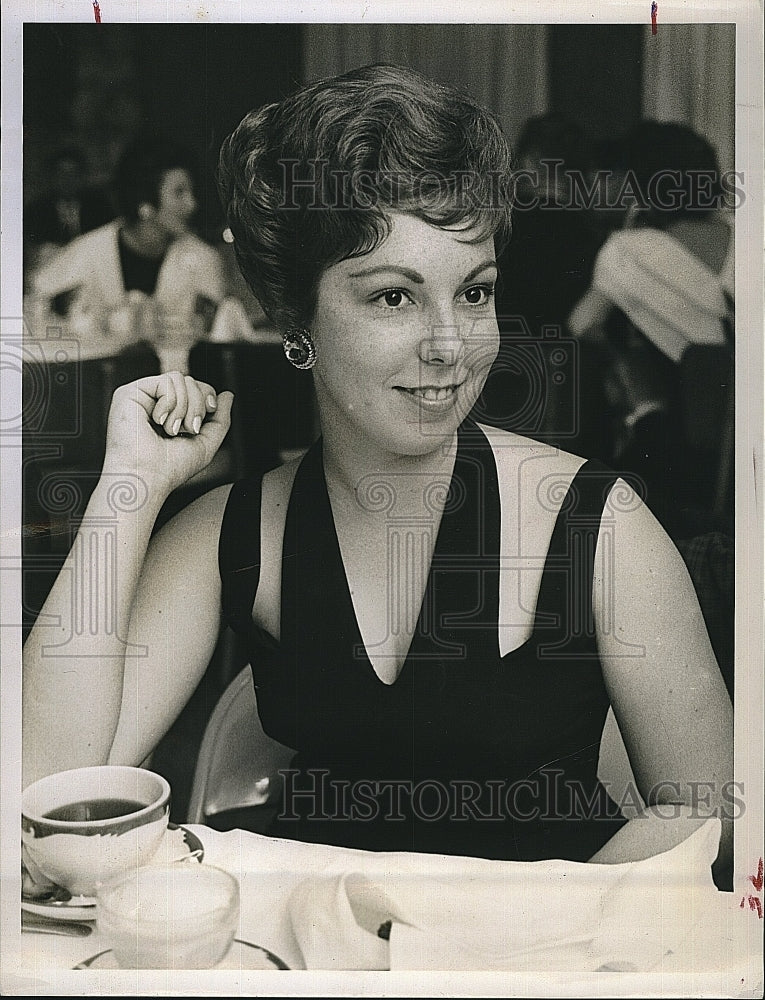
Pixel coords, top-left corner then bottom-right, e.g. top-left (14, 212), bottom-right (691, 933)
top-left (311, 212), bottom-right (500, 459)
top-left (154, 168), bottom-right (197, 236)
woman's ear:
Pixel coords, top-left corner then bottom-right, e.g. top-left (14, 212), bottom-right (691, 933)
top-left (137, 202), bottom-right (155, 221)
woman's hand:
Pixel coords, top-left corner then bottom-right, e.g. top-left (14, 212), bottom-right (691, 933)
top-left (103, 372), bottom-right (234, 496)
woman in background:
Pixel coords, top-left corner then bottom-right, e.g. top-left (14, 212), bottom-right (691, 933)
top-left (23, 67), bottom-right (733, 882)
top-left (29, 135), bottom-right (224, 350)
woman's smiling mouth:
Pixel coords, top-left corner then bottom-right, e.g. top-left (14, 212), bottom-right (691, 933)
top-left (395, 383), bottom-right (463, 401)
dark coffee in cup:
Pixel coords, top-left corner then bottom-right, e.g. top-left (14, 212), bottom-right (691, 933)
top-left (43, 798), bottom-right (146, 822)
top-left (22, 766), bottom-right (171, 895)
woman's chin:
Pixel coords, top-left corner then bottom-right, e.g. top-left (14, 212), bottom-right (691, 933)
top-left (384, 415), bottom-right (465, 458)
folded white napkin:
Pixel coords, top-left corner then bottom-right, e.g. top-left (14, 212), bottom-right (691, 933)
top-left (590, 228), bottom-right (731, 362)
top-left (287, 818), bottom-right (722, 971)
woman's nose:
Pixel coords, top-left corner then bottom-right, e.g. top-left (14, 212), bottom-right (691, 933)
top-left (418, 320), bottom-right (464, 366)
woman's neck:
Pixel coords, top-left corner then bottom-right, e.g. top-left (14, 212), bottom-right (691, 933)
top-left (321, 428), bottom-right (459, 520)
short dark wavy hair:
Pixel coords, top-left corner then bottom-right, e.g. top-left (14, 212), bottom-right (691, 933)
top-left (218, 64), bottom-right (515, 330)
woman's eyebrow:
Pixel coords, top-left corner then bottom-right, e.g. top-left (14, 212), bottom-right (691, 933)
top-left (347, 265), bottom-right (425, 283)
top-left (347, 260), bottom-right (497, 283)
top-left (462, 260), bottom-right (498, 283)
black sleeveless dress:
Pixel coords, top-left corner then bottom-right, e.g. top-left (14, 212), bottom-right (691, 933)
top-left (218, 420), bottom-right (628, 861)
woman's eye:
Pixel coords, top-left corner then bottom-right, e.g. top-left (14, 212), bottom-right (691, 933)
top-left (462, 284), bottom-right (494, 306)
top-left (373, 288), bottom-right (411, 309)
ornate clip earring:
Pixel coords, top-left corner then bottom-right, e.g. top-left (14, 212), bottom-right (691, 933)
top-left (283, 327), bottom-right (316, 370)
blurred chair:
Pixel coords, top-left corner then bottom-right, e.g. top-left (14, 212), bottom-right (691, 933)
top-left (188, 341), bottom-right (316, 479)
top-left (186, 665), bottom-right (294, 831)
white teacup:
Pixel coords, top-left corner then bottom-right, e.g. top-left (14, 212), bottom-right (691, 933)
top-left (21, 765), bottom-right (170, 896)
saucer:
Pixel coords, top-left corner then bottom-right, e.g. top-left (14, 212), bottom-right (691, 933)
top-left (75, 939), bottom-right (290, 970)
top-left (21, 894), bottom-right (96, 923)
top-left (21, 823), bottom-right (204, 922)
top-left (161, 823), bottom-right (205, 864)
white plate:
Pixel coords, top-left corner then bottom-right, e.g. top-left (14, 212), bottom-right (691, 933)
top-left (21, 823), bottom-right (204, 922)
top-left (74, 939), bottom-right (290, 970)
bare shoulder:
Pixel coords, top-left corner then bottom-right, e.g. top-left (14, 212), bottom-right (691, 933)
top-left (479, 427), bottom-right (668, 556)
top-left (477, 423), bottom-right (588, 484)
top-left (155, 452), bottom-right (305, 556)
top-left (157, 482), bottom-right (234, 535)
top-left (146, 483), bottom-right (234, 576)
top-left (592, 477), bottom-right (703, 655)
top-left (599, 477), bottom-right (690, 577)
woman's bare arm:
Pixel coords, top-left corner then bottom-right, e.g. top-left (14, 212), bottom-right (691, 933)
top-left (590, 484), bottom-right (734, 873)
top-left (22, 373), bottom-right (233, 787)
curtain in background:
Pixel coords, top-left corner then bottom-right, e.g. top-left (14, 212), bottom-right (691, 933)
top-left (642, 23), bottom-right (735, 175)
top-left (301, 24), bottom-right (548, 148)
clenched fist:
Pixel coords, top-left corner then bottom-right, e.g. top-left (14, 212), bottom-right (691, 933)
top-left (103, 372), bottom-right (234, 496)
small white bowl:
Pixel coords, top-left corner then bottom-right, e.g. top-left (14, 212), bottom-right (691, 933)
top-left (97, 864), bottom-right (240, 969)
top-left (22, 766), bottom-right (170, 896)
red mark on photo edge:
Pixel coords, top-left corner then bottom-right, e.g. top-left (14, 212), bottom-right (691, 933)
top-left (651, 2), bottom-right (658, 35)
top-left (92, 1), bottom-right (102, 23)
top-left (740, 895), bottom-right (763, 918)
top-left (739, 858), bottom-right (764, 918)
top-left (749, 857), bottom-right (764, 893)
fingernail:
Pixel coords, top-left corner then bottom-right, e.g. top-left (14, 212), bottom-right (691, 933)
top-left (206, 395), bottom-right (217, 410)
top-left (192, 416), bottom-right (202, 434)
top-left (172, 419), bottom-right (181, 436)
top-left (157, 411), bottom-right (167, 426)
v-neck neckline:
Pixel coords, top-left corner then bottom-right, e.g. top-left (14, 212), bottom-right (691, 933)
top-left (282, 420), bottom-right (553, 698)
top-left (319, 434), bottom-right (466, 688)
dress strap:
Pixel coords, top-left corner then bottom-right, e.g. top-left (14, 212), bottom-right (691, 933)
top-left (218, 476), bottom-right (265, 636)
top-left (533, 458), bottom-right (621, 654)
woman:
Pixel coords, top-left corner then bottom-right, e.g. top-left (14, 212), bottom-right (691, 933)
top-left (29, 135), bottom-right (224, 351)
top-left (23, 66), bottom-right (733, 878)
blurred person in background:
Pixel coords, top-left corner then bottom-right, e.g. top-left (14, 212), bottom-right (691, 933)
top-left (478, 114), bottom-right (608, 459)
top-left (569, 120), bottom-right (734, 537)
top-left (494, 113), bottom-right (604, 338)
top-left (28, 134), bottom-right (224, 355)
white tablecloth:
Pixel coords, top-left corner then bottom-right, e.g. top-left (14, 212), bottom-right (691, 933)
top-left (8, 823), bottom-right (762, 997)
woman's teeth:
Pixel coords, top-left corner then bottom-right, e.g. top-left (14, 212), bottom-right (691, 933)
top-left (400, 386), bottom-right (456, 400)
